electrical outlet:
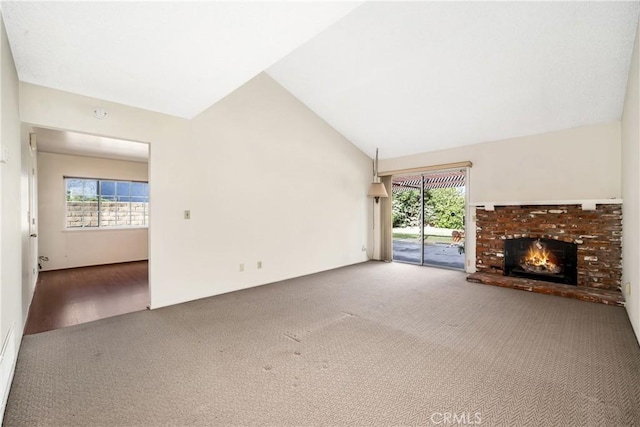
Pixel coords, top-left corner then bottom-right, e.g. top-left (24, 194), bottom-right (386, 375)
top-left (184, 210), bottom-right (191, 220)
top-left (239, 263), bottom-right (244, 272)
top-left (257, 261), bottom-right (262, 269)
top-left (625, 282), bottom-right (631, 295)
top-left (361, 245), bottom-right (367, 252)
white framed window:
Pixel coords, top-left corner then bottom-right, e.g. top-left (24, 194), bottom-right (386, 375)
top-left (65, 177), bottom-right (149, 228)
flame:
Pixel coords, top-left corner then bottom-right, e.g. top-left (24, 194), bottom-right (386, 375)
top-left (520, 241), bottom-right (561, 274)
top-left (524, 246), bottom-right (554, 267)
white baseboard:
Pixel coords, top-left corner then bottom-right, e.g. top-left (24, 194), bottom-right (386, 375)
top-left (0, 323), bottom-right (18, 424)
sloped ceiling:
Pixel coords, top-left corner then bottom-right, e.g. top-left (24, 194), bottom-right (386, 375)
top-left (0, 1), bottom-right (361, 118)
top-left (268, 1), bottom-right (640, 158)
top-left (2, 1), bottom-right (639, 159)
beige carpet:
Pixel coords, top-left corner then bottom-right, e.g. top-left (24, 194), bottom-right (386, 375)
top-left (4, 262), bottom-right (640, 426)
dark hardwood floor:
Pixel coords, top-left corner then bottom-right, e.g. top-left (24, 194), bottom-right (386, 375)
top-left (25, 261), bottom-right (149, 335)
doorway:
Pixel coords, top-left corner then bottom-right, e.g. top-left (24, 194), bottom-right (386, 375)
top-left (25, 126), bottom-right (150, 334)
top-left (392, 169), bottom-right (467, 270)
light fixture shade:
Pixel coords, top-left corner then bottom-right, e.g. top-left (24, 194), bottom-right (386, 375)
top-left (367, 182), bottom-right (388, 198)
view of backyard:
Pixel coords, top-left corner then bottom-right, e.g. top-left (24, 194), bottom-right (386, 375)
top-left (392, 172), bottom-right (466, 269)
top-left (392, 226), bottom-right (465, 268)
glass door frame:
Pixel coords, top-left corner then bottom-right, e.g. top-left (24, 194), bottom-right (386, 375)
top-left (391, 167), bottom-right (468, 271)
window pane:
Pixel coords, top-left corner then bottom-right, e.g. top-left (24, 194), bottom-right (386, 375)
top-left (66, 204), bottom-right (83, 227)
top-left (100, 181), bottom-right (116, 197)
top-left (116, 198), bottom-right (131, 226)
top-left (66, 179), bottom-right (96, 227)
top-left (82, 180), bottom-right (98, 198)
top-left (116, 182), bottom-right (131, 199)
top-left (82, 200), bottom-right (99, 227)
top-left (99, 195), bottom-right (116, 227)
top-left (130, 197), bottom-right (147, 226)
top-left (66, 179), bottom-right (85, 200)
top-left (66, 179), bottom-right (83, 226)
top-left (131, 182), bottom-right (148, 198)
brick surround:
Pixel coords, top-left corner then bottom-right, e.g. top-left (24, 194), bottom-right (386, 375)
top-left (474, 204), bottom-right (622, 291)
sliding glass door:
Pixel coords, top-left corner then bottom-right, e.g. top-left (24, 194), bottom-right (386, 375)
top-left (391, 169), bottom-right (467, 271)
top-left (390, 177), bottom-right (423, 264)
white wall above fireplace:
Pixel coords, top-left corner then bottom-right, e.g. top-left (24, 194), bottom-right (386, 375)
top-left (379, 121), bottom-right (621, 204)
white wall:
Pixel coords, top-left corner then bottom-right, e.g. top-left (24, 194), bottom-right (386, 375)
top-left (37, 152), bottom-right (148, 271)
top-left (622, 20), bottom-right (640, 343)
top-left (0, 10), bottom-right (21, 345)
top-left (0, 13), bottom-right (32, 419)
top-left (379, 122), bottom-right (622, 203)
top-left (153, 74), bottom-right (371, 307)
top-left (20, 73), bottom-right (372, 309)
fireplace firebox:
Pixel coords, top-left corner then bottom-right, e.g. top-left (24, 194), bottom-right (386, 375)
top-left (504, 238), bottom-right (578, 285)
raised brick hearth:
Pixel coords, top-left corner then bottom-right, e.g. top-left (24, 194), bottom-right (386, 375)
top-left (467, 204), bottom-right (623, 304)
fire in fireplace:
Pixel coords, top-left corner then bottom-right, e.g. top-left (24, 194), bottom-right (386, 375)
top-left (504, 238), bottom-right (578, 285)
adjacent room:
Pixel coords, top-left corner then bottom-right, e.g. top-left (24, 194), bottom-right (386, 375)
top-left (26, 128), bottom-right (150, 334)
top-left (0, 1), bottom-right (638, 426)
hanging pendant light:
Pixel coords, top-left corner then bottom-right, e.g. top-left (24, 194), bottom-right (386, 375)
top-left (367, 148), bottom-right (388, 203)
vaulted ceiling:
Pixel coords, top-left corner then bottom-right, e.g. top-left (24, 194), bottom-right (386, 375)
top-left (0, 1), bottom-right (361, 118)
top-left (2, 1), bottom-right (638, 159)
top-left (269, 1), bottom-right (639, 158)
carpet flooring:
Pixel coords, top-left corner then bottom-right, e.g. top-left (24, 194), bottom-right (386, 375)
top-left (4, 262), bottom-right (640, 426)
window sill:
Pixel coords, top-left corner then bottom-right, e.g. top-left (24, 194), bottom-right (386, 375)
top-left (62, 226), bottom-right (149, 233)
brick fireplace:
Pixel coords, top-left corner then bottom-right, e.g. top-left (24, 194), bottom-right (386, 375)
top-left (467, 204), bottom-right (624, 305)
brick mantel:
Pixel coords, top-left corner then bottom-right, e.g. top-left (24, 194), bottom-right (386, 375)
top-left (474, 204), bottom-right (622, 291)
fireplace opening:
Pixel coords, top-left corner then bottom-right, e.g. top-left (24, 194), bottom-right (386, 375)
top-left (504, 238), bottom-right (577, 285)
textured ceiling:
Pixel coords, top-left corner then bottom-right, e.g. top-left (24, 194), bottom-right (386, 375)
top-left (268, 1), bottom-right (640, 158)
top-left (1, 1), bottom-right (361, 118)
top-left (2, 2), bottom-right (639, 160)
top-left (35, 127), bottom-right (149, 163)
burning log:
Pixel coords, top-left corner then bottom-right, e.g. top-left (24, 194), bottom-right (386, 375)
top-left (519, 240), bottom-right (562, 275)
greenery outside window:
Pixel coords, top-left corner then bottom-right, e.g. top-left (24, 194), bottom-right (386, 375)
top-left (65, 177), bottom-right (149, 228)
